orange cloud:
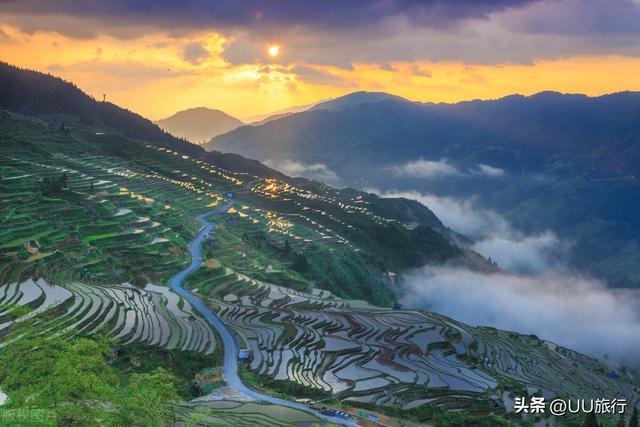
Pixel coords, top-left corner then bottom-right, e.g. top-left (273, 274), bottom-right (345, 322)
top-left (319, 57), bottom-right (640, 104)
top-left (1, 23), bottom-right (639, 121)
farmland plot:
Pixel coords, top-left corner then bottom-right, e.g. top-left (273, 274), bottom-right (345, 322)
top-left (207, 275), bottom-right (637, 411)
top-left (0, 279), bottom-right (216, 353)
top-left (176, 401), bottom-right (327, 427)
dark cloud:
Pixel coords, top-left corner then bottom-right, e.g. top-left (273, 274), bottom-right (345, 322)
top-left (378, 63), bottom-right (396, 71)
top-left (503, 0), bottom-right (640, 35)
top-left (0, 0), bottom-right (537, 38)
top-left (290, 65), bottom-right (353, 86)
top-left (409, 64), bottom-right (431, 77)
top-left (4, 0), bottom-right (640, 67)
top-left (182, 42), bottom-right (209, 65)
top-left (221, 35), bottom-right (266, 65)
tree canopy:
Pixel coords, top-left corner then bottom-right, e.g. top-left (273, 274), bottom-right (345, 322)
top-left (0, 323), bottom-right (179, 426)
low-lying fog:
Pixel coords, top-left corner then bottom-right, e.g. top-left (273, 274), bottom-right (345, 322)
top-left (376, 189), bottom-right (640, 366)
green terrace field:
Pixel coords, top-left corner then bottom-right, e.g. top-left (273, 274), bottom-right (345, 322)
top-left (0, 149), bottom-right (204, 285)
top-left (186, 178), bottom-right (463, 306)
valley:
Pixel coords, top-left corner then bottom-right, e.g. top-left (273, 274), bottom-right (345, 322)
top-left (0, 63), bottom-right (638, 426)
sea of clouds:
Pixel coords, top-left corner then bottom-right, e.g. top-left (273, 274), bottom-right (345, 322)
top-left (375, 189), bottom-right (640, 365)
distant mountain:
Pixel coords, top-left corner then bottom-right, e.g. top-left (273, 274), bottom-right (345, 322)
top-left (156, 107), bottom-right (243, 143)
top-left (310, 90), bottom-right (408, 112)
top-left (245, 91), bottom-right (402, 126)
top-left (208, 90), bottom-right (640, 288)
top-left (246, 100), bottom-right (322, 126)
top-left (210, 91), bottom-right (640, 177)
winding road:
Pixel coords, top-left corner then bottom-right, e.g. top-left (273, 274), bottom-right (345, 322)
top-left (167, 206), bottom-right (358, 427)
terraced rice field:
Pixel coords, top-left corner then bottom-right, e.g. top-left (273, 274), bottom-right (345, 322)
top-left (3, 124), bottom-right (637, 418)
top-left (0, 278), bottom-right (217, 353)
top-left (176, 401), bottom-right (328, 426)
top-left (200, 270), bottom-right (637, 411)
top-left (0, 143), bottom-right (358, 285)
top-left (0, 138), bottom-right (269, 287)
top-left (0, 129), bottom-right (409, 359)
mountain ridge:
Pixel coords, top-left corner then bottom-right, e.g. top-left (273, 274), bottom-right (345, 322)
top-left (207, 89), bottom-right (640, 288)
top-left (156, 107), bottom-right (243, 144)
top-left (210, 89), bottom-right (640, 177)
top-left (310, 90), bottom-right (408, 112)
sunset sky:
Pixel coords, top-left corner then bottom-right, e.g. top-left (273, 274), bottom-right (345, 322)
top-left (1, 0), bottom-right (640, 121)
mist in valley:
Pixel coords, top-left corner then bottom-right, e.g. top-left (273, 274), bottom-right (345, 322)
top-left (376, 189), bottom-right (640, 365)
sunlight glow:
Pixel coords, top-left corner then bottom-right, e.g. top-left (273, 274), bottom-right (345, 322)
top-left (268, 45), bottom-right (280, 57)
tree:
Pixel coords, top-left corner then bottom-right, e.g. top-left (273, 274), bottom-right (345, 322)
top-left (37, 173), bottom-right (69, 195)
top-left (184, 405), bottom-right (213, 427)
top-left (0, 323), bottom-right (178, 426)
top-left (120, 368), bottom-right (179, 426)
top-left (293, 254), bottom-right (309, 272)
top-left (0, 325), bottom-right (118, 425)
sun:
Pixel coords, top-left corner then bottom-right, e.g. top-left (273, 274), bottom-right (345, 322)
top-left (268, 45), bottom-right (280, 57)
